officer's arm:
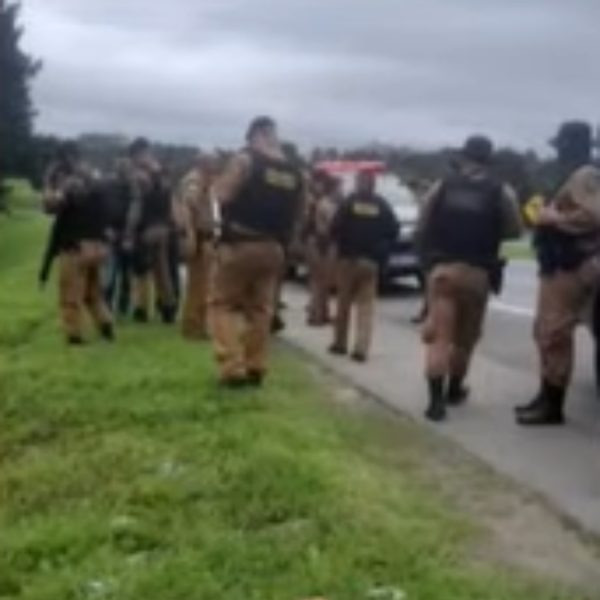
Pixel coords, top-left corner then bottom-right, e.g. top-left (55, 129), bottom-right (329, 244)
top-left (551, 167), bottom-right (600, 235)
top-left (196, 171), bottom-right (217, 232)
top-left (552, 205), bottom-right (600, 235)
top-left (415, 180), bottom-right (442, 249)
top-left (329, 200), bottom-right (348, 243)
top-left (172, 178), bottom-right (193, 233)
top-left (300, 190), bottom-right (317, 238)
top-left (42, 167), bottom-right (64, 214)
top-left (314, 196), bottom-right (330, 236)
top-left (291, 178), bottom-right (308, 232)
top-left (500, 185), bottom-right (523, 240)
top-left (212, 153), bottom-right (251, 206)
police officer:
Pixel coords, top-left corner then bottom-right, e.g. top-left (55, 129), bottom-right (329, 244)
top-left (306, 172), bottom-right (339, 326)
top-left (174, 153), bottom-right (218, 340)
top-left (329, 169), bottom-right (399, 362)
top-left (42, 142), bottom-right (114, 345)
top-left (516, 122), bottom-right (600, 426)
top-left (210, 117), bottom-right (304, 386)
top-left (102, 158), bottom-right (134, 316)
top-left (123, 138), bottom-right (177, 324)
top-left (419, 136), bottom-right (522, 422)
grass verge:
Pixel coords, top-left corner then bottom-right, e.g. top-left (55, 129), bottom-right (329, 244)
top-left (0, 210), bottom-right (592, 600)
top-left (501, 238), bottom-right (534, 261)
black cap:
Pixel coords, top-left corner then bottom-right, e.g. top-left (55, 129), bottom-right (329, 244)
top-left (551, 121), bottom-right (592, 168)
top-left (246, 116), bottom-right (276, 142)
top-left (462, 135), bottom-right (494, 166)
top-left (551, 121), bottom-right (592, 147)
top-left (57, 141), bottom-right (80, 162)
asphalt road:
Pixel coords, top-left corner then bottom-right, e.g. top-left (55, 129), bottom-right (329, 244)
top-left (283, 260), bottom-right (600, 535)
top-left (379, 260), bottom-right (598, 408)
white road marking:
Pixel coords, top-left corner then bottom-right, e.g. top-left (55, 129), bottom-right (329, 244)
top-left (491, 301), bottom-right (534, 318)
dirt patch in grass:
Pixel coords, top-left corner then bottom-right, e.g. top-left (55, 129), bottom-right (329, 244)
top-left (328, 375), bottom-right (600, 596)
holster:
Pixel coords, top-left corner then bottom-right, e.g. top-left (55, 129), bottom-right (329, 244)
top-left (220, 222), bottom-right (271, 245)
top-left (39, 217), bottom-right (64, 287)
top-left (535, 226), bottom-right (588, 276)
top-left (488, 258), bottom-right (507, 295)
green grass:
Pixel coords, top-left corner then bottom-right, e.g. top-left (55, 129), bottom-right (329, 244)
top-left (1, 179), bottom-right (41, 212)
top-left (501, 238), bottom-right (534, 261)
top-left (0, 208), bottom-right (591, 599)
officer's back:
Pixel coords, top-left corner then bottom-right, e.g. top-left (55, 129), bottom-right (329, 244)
top-left (332, 172), bottom-right (398, 265)
top-left (329, 171), bottom-right (398, 363)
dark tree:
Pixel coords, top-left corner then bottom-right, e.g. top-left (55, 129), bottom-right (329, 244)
top-left (0, 0), bottom-right (40, 207)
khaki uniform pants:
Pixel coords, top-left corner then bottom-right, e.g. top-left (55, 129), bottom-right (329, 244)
top-left (423, 263), bottom-right (489, 378)
top-left (307, 238), bottom-right (335, 324)
top-left (534, 258), bottom-right (600, 387)
top-left (132, 226), bottom-right (175, 313)
top-left (209, 240), bottom-right (284, 379)
top-left (334, 258), bottom-right (378, 356)
top-left (58, 241), bottom-right (112, 338)
top-left (182, 239), bottom-right (213, 339)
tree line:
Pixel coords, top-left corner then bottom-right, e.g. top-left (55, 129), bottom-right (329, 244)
top-left (1, 0), bottom-right (598, 211)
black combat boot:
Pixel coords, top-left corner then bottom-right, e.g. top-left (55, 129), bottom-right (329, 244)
top-left (328, 343), bottom-right (347, 356)
top-left (99, 323), bottom-right (115, 342)
top-left (246, 370), bottom-right (265, 388)
top-left (447, 375), bottom-right (469, 406)
top-left (271, 313), bottom-right (286, 334)
top-left (132, 308), bottom-right (149, 323)
top-left (159, 304), bottom-right (177, 325)
top-left (425, 377), bottom-right (447, 423)
top-left (514, 383), bottom-right (545, 415)
top-left (516, 382), bottom-right (566, 426)
top-left (350, 351), bottom-right (368, 364)
top-left (219, 376), bottom-right (249, 389)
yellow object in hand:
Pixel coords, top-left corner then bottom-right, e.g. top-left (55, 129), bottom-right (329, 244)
top-left (523, 195), bottom-right (544, 226)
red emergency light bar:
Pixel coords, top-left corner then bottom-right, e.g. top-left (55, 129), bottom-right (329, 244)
top-left (314, 160), bottom-right (386, 175)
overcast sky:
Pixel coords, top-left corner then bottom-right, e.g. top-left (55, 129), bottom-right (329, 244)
top-left (20, 0), bottom-right (600, 151)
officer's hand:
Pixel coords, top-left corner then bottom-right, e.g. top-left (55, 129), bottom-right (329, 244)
top-left (537, 206), bottom-right (560, 226)
top-left (44, 190), bottom-right (68, 214)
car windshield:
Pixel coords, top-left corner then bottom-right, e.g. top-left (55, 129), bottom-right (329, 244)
top-left (376, 175), bottom-right (416, 208)
top-left (338, 173), bottom-right (415, 207)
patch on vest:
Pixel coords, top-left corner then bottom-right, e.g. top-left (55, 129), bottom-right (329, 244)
top-left (264, 168), bottom-right (298, 190)
top-left (352, 202), bottom-right (380, 217)
top-left (446, 189), bottom-right (487, 214)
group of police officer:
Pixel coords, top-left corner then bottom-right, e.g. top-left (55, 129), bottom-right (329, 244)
top-left (42, 117), bottom-right (600, 428)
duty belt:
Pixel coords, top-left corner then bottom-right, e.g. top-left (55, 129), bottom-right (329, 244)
top-left (220, 222), bottom-right (275, 244)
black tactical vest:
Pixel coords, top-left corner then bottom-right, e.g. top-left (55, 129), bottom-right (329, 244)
top-left (429, 174), bottom-right (503, 267)
top-left (49, 163), bottom-right (109, 248)
top-left (223, 151), bottom-right (302, 244)
top-left (141, 171), bottom-right (172, 228)
top-left (534, 164), bottom-right (597, 274)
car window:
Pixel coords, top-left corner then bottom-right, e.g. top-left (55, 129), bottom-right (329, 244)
top-left (376, 176), bottom-right (416, 208)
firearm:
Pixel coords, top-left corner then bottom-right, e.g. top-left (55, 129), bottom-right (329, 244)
top-left (534, 225), bottom-right (588, 276)
top-left (38, 215), bottom-right (64, 288)
top-left (488, 258), bottom-right (507, 295)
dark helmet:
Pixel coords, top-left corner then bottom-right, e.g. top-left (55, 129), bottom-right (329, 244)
top-left (56, 141), bottom-right (80, 163)
top-left (461, 135), bottom-right (494, 166)
top-left (128, 137), bottom-right (151, 158)
top-left (245, 116), bottom-right (277, 143)
top-left (551, 121), bottom-right (592, 167)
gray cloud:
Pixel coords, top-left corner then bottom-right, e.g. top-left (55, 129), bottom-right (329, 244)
top-left (21, 0), bottom-right (600, 150)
